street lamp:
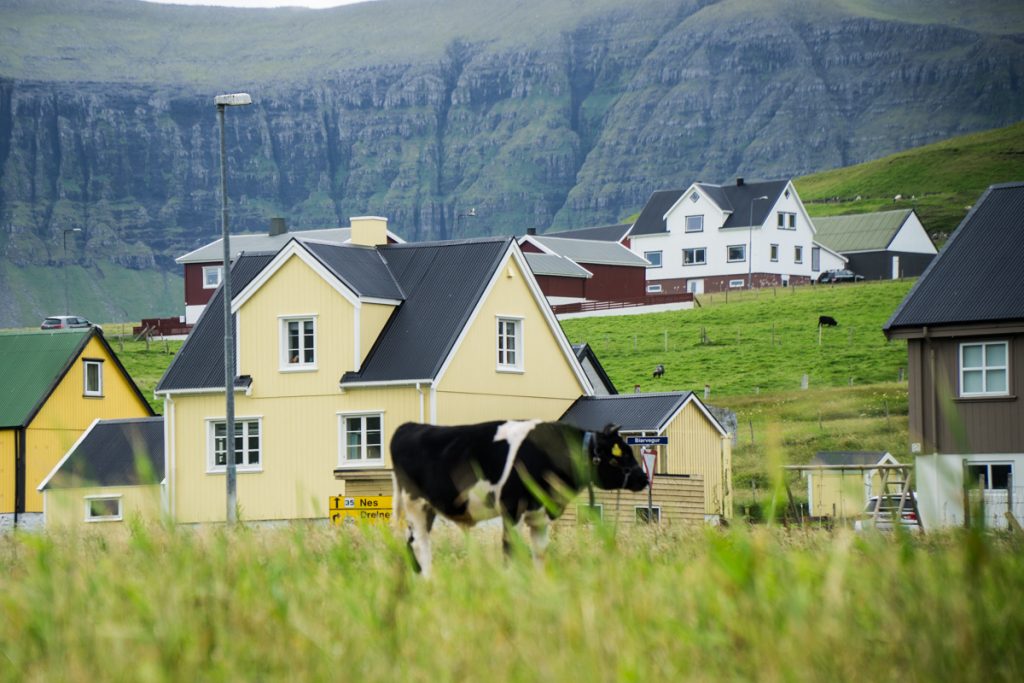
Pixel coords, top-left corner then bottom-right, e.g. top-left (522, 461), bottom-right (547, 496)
top-left (747, 195), bottom-right (769, 289)
top-left (63, 228), bottom-right (81, 314)
top-left (455, 207), bottom-right (477, 235)
top-left (216, 92), bottom-right (252, 524)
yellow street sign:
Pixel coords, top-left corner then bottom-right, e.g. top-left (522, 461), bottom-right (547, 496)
top-left (330, 508), bottom-right (393, 525)
top-left (329, 495), bottom-right (392, 511)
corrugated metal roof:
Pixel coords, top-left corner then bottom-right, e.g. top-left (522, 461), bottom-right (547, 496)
top-left (885, 182), bottom-right (1024, 332)
top-left (631, 190), bottom-right (684, 235)
top-left (547, 224), bottom-right (631, 242)
top-left (342, 238), bottom-right (512, 383)
top-left (631, 180), bottom-right (790, 235)
top-left (0, 330), bottom-right (90, 427)
top-left (304, 241), bottom-right (405, 300)
top-left (572, 343), bottom-right (617, 395)
top-left (175, 228), bottom-right (351, 264)
top-left (524, 252), bottom-right (592, 278)
top-left (810, 451), bottom-right (890, 467)
top-left (156, 254), bottom-right (274, 392)
top-left (41, 417), bottom-right (164, 490)
top-left (813, 210), bottom-right (912, 253)
top-left (532, 235), bottom-right (649, 267)
top-left (559, 392), bottom-right (694, 432)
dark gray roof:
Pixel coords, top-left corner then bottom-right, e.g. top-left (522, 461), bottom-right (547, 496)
top-left (631, 180), bottom-right (791, 235)
top-left (303, 241), bottom-right (405, 300)
top-left (156, 254), bottom-right (274, 392)
top-left (342, 238), bottom-right (511, 384)
top-left (572, 343), bottom-right (617, 395)
top-left (885, 182), bottom-right (1024, 332)
top-left (810, 451), bottom-right (890, 467)
top-left (560, 392), bottom-right (700, 432)
top-left (546, 224), bottom-right (631, 242)
top-left (41, 417), bottom-right (164, 490)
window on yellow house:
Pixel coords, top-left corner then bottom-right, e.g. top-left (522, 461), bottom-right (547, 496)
top-left (338, 413), bottom-right (384, 467)
top-left (497, 317), bottom-right (523, 371)
top-left (208, 418), bottom-right (262, 472)
top-left (83, 359), bottom-right (103, 397)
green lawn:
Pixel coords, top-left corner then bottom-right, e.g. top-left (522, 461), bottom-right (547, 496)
top-left (108, 336), bottom-right (183, 414)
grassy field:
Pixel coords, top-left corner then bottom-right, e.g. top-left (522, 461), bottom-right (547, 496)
top-left (109, 336), bottom-right (183, 414)
top-left (1, 523), bottom-right (1021, 681)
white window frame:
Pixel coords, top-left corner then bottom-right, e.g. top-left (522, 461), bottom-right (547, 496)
top-left (496, 316), bottom-right (524, 372)
top-left (965, 462), bottom-right (1013, 490)
top-left (729, 279), bottom-right (745, 288)
top-left (770, 244), bottom-right (779, 262)
top-left (635, 505), bottom-right (661, 524)
top-left (337, 411), bottom-right (385, 469)
top-left (84, 494), bottom-right (123, 522)
top-left (959, 341), bottom-right (1009, 397)
top-left (777, 212), bottom-right (796, 230)
top-left (646, 284), bottom-right (663, 294)
top-left (279, 315), bottom-right (317, 371)
top-left (83, 359), bottom-right (103, 397)
top-left (202, 265), bottom-right (223, 289)
top-left (577, 503), bottom-right (604, 523)
top-left (683, 247), bottom-right (706, 266)
top-left (727, 245), bottom-right (746, 263)
top-left (684, 215), bottom-right (704, 233)
top-left (206, 417), bottom-right (263, 473)
top-left (644, 251), bottom-right (663, 268)
top-left (794, 245), bottom-right (804, 264)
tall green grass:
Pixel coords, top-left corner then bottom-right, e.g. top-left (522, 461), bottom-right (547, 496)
top-left (1, 523), bottom-right (1021, 681)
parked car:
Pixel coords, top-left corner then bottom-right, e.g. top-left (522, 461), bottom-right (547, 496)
top-left (854, 494), bottom-right (921, 533)
top-left (818, 269), bottom-right (865, 283)
top-left (40, 315), bottom-right (99, 331)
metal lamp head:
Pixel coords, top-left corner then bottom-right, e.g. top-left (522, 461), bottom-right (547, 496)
top-left (215, 93), bottom-right (252, 107)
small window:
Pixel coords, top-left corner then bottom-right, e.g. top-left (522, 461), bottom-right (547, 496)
top-left (281, 316), bottom-right (316, 369)
top-left (683, 247), bottom-right (706, 265)
top-left (644, 251), bottom-right (662, 268)
top-left (770, 244), bottom-right (779, 262)
top-left (729, 279), bottom-right (745, 288)
top-left (208, 418), bottom-right (262, 472)
top-left (689, 191), bottom-right (700, 203)
top-left (497, 317), bottom-right (523, 371)
top-left (966, 463), bottom-right (1012, 490)
top-left (339, 413), bottom-right (384, 467)
top-left (789, 214), bottom-right (797, 229)
top-left (85, 496), bottom-right (122, 522)
top-left (727, 245), bottom-right (746, 262)
top-left (646, 284), bottom-right (663, 294)
top-left (635, 506), bottom-right (661, 524)
top-left (203, 265), bottom-right (223, 289)
top-left (960, 341), bottom-right (1008, 396)
top-left (794, 245), bottom-right (804, 264)
top-left (777, 212), bottom-right (796, 230)
top-left (684, 215), bottom-right (704, 233)
top-left (577, 503), bottom-right (603, 523)
top-left (83, 359), bottom-right (103, 397)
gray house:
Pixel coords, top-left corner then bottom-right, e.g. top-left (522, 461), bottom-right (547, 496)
top-left (884, 183), bottom-right (1024, 530)
top-left (813, 209), bottom-right (936, 280)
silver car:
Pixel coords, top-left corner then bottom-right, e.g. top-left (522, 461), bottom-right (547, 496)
top-left (854, 494), bottom-right (921, 532)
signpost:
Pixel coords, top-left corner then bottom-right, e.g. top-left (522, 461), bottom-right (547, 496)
top-left (329, 495), bottom-right (393, 525)
top-left (626, 436), bottom-right (665, 523)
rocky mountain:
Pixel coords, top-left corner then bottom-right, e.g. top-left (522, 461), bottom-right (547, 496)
top-left (0, 0), bottom-right (1022, 326)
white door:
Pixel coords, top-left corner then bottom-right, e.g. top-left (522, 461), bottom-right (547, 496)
top-left (892, 255), bottom-right (900, 279)
top-left (687, 279), bottom-right (704, 294)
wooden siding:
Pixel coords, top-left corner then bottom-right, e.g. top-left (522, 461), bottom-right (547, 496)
top-left (0, 430), bottom-right (14, 514)
top-left (45, 484), bottom-right (162, 528)
top-left (184, 262), bottom-right (218, 307)
top-left (343, 477), bottom-right (393, 498)
top-left (556, 474), bottom-right (704, 526)
top-left (23, 336), bottom-right (152, 512)
top-left (808, 471), bottom-right (872, 518)
top-left (170, 387), bottom-right (422, 524)
top-left (359, 303), bottom-right (396, 367)
top-left (662, 400), bottom-right (732, 517)
top-left (535, 274), bottom-right (586, 299)
top-left (438, 256), bottom-right (585, 412)
top-left (581, 263), bottom-right (646, 301)
top-left (907, 333), bottom-right (1024, 455)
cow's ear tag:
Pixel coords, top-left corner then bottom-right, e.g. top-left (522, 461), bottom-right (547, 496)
top-left (612, 444), bottom-right (623, 458)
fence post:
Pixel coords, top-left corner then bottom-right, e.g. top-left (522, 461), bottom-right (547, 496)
top-left (801, 374), bottom-right (809, 390)
top-left (663, 330), bottom-right (668, 352)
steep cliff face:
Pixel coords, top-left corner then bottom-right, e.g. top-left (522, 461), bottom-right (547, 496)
top-left (0, 0), bottom-right (1022, 326)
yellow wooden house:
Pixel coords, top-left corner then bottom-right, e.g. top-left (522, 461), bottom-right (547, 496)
top-left (155, 218), bottom-right (594, 524)
top-left (0, 328), bottom-right (155, 529)
top-left (559, 391), bottom-right (733, 525)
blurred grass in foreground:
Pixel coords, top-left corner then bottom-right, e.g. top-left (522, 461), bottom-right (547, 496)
top-left (1, 523), bottom-right (1022, 681)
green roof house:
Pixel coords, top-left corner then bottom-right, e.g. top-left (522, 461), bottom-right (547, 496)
top-left (812, 209), bottom-right (937, 280)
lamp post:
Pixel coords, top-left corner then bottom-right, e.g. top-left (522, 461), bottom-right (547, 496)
top-left (63, 228), bottom-right (81, 314)
top-left (455, 207), bottom-right (477, 235)
top-left (215, 92), bottom-right (252, 524)
top-left (747, 195), bottom-right (769, 289)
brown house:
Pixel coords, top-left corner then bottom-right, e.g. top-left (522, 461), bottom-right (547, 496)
top-left (884, 182), bottom-right (1024, 530)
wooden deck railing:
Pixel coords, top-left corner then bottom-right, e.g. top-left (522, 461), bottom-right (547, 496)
top-left (550, 292), bottom-right (694, 315)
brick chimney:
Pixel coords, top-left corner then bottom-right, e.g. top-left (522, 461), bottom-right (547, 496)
top-left (269, 217), bottom-right (287, 236)
top-left (349, 216), bottom-right (389, 247)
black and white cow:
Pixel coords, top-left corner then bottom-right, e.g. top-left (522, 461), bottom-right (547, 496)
top-left (391, 420), bottom-right (648, 576)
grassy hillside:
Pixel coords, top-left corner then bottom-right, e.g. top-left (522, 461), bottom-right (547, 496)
top-left (796, 120), bottom-right (1024, 240)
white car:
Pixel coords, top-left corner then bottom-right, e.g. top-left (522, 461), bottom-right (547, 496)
top-left (854, 494), bottom-right (921, 533)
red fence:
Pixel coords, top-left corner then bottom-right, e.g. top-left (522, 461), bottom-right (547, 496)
top-left (550, 292), bottom-right (694, 315)
top-left (132, 317), bottom-right (192, 338)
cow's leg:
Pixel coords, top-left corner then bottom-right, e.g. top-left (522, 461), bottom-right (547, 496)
top-left (523, 508), bottom-right (551, 565)
top-left (405, 494), bottom-right (435, 578)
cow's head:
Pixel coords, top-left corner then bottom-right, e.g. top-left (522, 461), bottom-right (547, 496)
top-left (589, 424), bottom-right (648, 492)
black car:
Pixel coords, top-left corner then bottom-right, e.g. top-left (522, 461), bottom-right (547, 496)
top-left (818, 269), bottom-right (865, 283)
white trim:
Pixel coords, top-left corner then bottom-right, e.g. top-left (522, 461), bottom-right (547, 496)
top-left (726, 244), bottom-right (746, 263)
top-left (231, 240), bottom-right (361, 313)
top-left (430, 385), bottom-right (438, 424)
top-left (662, 182), bottom-right (710, 222)
top-left (38, 418), bottom-right (101, 491)
top-left (634, 505), bottom-right (662, 523)
top-left (644, 250), bottom-right (663, 269)
top-left (205, 415), bottom-right (264, 474)
top-left (496, 315), bottom-right (525, 372)
top-left (682, 247), bottom-right (707, 266)
top-left (83, 359), bottom-right (104, 397)
top-left (340, 378), bottom-right (434, 389)
top-left (279, 314), bottom-right (319, 371)
top-left (959, 341), bottom-right (1010, 397)
top-left (811, 240), bottom-right (847, 264)
top-left (202, 265), bottom-right (223, 289)
top-left (517, 235), bottom-right (559, 256)
top-left (646, 284), bottom-right (663, 294)
top-left (728, 279), bottom-right (745, 288)
top-left (166, 394), bottom-right (176, 519)
top-left (336, 411), bottom-right (386, 469)
top-left (84, 494), bottom-right (123, 523)
top-left (155, 386), bottom-right (251, 397)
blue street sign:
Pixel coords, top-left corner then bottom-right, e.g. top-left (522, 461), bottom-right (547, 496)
top-left (626, 436), bottom-right (668, 446)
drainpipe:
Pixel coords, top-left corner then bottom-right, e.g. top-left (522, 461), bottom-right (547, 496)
top-left (415, 383), bottom-right (424, 423)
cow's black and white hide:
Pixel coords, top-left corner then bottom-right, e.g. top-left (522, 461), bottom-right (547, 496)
top-left (391, 420), bottom-right (648, 576)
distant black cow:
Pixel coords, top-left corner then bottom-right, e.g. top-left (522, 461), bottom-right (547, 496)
top-left (818, 315), bottom-right (838, 327)
top-left (653, 364), bottom-right (665, 379)
top-left (391, 420), bottom-right (648, 576)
